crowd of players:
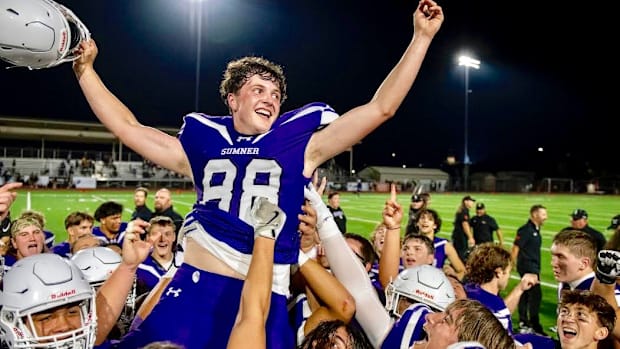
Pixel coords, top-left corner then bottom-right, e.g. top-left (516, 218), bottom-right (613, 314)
top-left (1, 0), bottom-right (620, 348)
top-left (2, 179), bottom-right (620, 349)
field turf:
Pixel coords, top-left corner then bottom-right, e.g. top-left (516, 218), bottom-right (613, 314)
top-left (9, 188), bottom-right (620, 337)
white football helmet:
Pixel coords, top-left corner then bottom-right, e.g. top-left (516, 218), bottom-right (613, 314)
top-left (0, 253), bottom-right (96, 348)
top-left (0, 0), bottom-right (90, 69)
top-left (71, 246), bottom-right (136, 329)
top-left (385, 264), bottom-right (456, 317)
top-left (71, 246), bottom-right (121, 288)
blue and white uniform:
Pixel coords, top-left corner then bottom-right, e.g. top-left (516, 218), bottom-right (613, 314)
top-left (432, 236), bottom-right (448, 268)
top-left (136, 255), bottom-right (170, 292)
top-left (92, 222), bottom-right (128, 246)
top-left (119, 103), bottom-right (338, 349)
top-left (381, 303), bottom-right (432, 349)
top-left (465, 283), bottom-right (555, 348)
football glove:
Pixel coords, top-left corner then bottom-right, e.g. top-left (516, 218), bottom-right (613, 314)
top-left (251, 197), bottom-right (286, 240)
top-left (596, 250), bottom-right (620, 284)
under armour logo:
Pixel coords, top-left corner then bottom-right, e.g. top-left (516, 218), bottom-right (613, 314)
top-left (236, 136), bottom-right (253, 142)
top-left (166, 287), bottom-right (182, 298)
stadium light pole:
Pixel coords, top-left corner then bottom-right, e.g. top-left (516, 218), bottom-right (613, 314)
top-left (458, 55), bottom-right (480, 192)
top-left (192, 0), bottom-right (206, 111)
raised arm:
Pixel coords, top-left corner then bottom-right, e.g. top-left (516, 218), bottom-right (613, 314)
top-left (591, 250), bottom-right (620, 340)
top-left (227, 198), bottom-right (285, 349)
top-left (379, 184), bottom-right (404, 289)
top-left (297, 201), bottom-right (356, 335)
top-left (96, 221), bottom-right (152, 344)
top-left (72, 39), bottom-right (191, 177)
top-left (305, 0), bottom-right (444, 171)
top-left (304, 184), bottom-right (391, 348)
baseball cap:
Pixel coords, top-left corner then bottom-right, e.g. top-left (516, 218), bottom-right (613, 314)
top-left (570, 209), bottom-right (588, 220)
top-left (608, 214), bottom-right (620, 230)
top-left (475, 202), bottom-right (485, 210)
top-left (462, 195), bottom-right (475, 202)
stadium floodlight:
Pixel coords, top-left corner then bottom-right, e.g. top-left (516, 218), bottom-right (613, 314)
top-left (457, 54), bottom-right (481, 192)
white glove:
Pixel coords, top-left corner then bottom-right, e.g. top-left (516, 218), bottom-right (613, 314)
top-left (251, 197), bottom-right (286, 240)
top-left (596, 250), bottom-right (620, 284)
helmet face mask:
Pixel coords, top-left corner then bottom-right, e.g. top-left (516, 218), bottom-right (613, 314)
top-left (0, 0), bottom-right (90, 69)
top-left (0, 254), bottom-right (97, 348)
top-left (385, 265), bottom-right (456, 317)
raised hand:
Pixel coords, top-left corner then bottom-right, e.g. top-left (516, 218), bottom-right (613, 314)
top-left (382, 184), bottom-right (403, 230)
top-left (596, 250), bottom-right (620, 284)
top-left (0, 182), bottom-right (22, 221)
top-left (251, 197), bottom-right (286, 240)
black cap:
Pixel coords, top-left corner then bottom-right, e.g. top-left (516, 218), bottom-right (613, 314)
top-left (462, 195), bottom-right (475, 202)
top-left (608, 214), bottom-right (620, 230)
top-left (411, 194), bottom-right (423, 202)
top-left (475, 203), bottom-right (485, 210)
top-left (570, 209), bottom-right (588, 220)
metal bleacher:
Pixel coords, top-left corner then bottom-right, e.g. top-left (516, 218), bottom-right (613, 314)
top-left (0, 116), bottom-right (192, 189)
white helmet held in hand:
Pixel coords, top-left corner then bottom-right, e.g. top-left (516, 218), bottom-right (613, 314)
top-left (71, 246), bottom-right (121, 288)
top-left (0, 253), bottom-right (97, 348)
top-left (385, 264), bottom-right (456, 317)
top-left (0, 0), bottom-right (90, 69)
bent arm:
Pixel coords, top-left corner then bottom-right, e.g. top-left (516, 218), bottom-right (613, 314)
top-left (445, 243), bottom-right (465, 280)
top-left (496, 228), bottom-right (504, 246)
top-left (300, 257), bottom-right (356, 335)
top-left (73, 39), bottom-right (191, 177)
top-left (95, 225), bottom-right (151, 344)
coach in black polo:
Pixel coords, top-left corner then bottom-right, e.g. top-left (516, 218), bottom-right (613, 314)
top-left (511, 204), bottom-right (548, 336)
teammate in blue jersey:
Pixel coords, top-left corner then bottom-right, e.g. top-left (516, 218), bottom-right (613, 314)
top-left (464, 243), bottom-right (555, 348)
top-left (72, 1), bottom-right (444, 347)
top-left (136, 216), bottom-right (177, 294)
top-left (416, 208), bottom-right (465, 280)
top-left (51, 211), bottom-right (95, 258)
top-left (92, 201), bottom-right (129, 246)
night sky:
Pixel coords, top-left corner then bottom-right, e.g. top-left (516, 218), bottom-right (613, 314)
top-left (1, 0), bottom-right (616, 178)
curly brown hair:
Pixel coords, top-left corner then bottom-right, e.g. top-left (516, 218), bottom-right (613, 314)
top-left (219, 56), bottom-right (287, 112)
top-left (465, 242), bottom-right (511, 285)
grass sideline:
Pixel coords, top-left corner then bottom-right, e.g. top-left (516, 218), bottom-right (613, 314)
top-left (8, 188), bottom-right (620, 336)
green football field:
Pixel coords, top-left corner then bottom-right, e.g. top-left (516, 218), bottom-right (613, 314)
top-left (8, 188), bottom-right (620, 336)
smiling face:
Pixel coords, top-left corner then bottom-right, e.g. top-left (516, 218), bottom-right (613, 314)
top-left (147, 222), bottom-right (175, 260)
top-left (557, 303), bottom-right (608, 349)
top-left (29, 302), bottom-right (83, 342)
top-left (227, 74), bottom-right (282, 135)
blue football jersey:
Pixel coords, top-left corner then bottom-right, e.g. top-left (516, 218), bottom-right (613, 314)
top-left (381, 303), bottom-right (432, 349)
top-left (92, 222), bottom-right (129, 246)
top-left (465, 283), bottom-right (513, 334)
top-left (433, 236), bottom-right (448, 268)
top-left (136, 255), bottom-right (169, 291)
top-left (179, 102), bottom-right (338, 264)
